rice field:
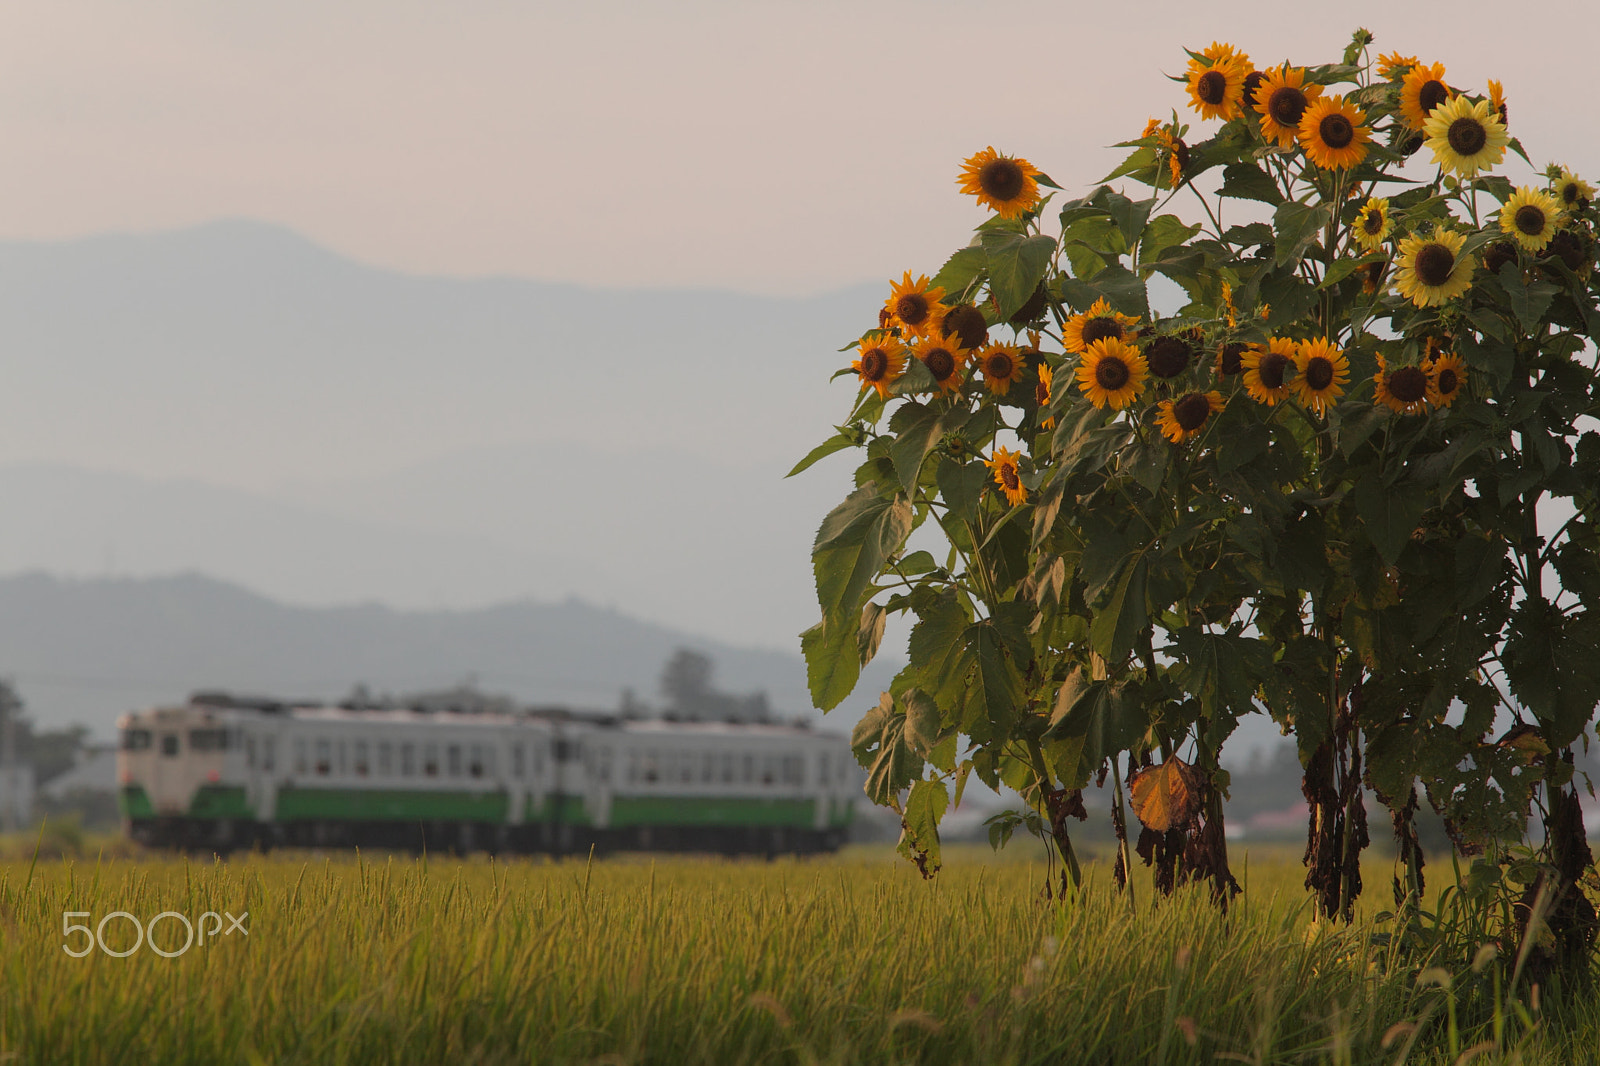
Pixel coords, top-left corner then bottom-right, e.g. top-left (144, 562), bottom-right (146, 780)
top-left (0, 842), bottom-right (1594, 1065)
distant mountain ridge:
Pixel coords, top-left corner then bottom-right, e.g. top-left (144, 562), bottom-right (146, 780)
top-left (0, 571), bottom-right (899, 738)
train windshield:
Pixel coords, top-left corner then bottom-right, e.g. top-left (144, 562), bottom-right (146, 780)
top-left (120, 728), bottom-right (153, 751)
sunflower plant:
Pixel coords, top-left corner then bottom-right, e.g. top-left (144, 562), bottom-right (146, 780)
top-left (797, 29), bottom-right (1600, 961)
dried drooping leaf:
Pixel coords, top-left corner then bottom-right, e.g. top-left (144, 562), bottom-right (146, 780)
top-left (1129, 757), bottom-right (1204, 832)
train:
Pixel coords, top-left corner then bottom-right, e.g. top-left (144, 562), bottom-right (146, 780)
top-left (117, 691), bottom-right (859, 856)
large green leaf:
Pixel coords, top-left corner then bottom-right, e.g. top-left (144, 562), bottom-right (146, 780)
top-left (1498, 261), bottom-right (1558, 333)
top-left (936, 460), bottom-right (990, 523)
top-left (962, 618), bottom-right (1028, 738)
top-left (851, 693), bottom-right (923, 805)
top-left (889, 404), bottom-right (968, 494)
top-left (1273, 201), bottom-right (1333, 267)
top-left (1352, 478), bottom-right (1426, 566)
top-left (1059, 264), bottom-right (1149, 319)
top-left (800, 616), bottom-right (861, 711)
top-left (1503, 599), bottom-right (1600, 748)
top-left (812, 483), bottom-right (913, 623)
top-left (1219, 164), bottom-right (1283, 206)
top-left (898, 777), bottom-right (949, 875)
top-left (982, 231), bottom-right (1057, 320)
top-left (932, 245), bottom-right (987, 301)
top-left (1045, 667), bottom-right (1145, 771)
top-left (1089, 555), bottom-right (1149, 662)
top-left (786, 432), bottom-right (856, 478)
top-left (907, 591), bottom-right (971, 707)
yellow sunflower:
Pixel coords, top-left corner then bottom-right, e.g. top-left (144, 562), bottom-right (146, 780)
top-left (914, 334), bottom-right (971, 396)
top-left (1186, 54), bottom-right (1248, 121)
top-left (1394, 226), bottom-right (1474, 307)
top-left (1242, 338), bottom-right (1296, 406)
top-left (986, 447), bottom-right (1027, 506)
top-left (1499, 187), bottom-right (1565, 253)
top-left (940, 303), bottom-right (990, 351)
top-left (1075, 337), bottom-right (1148, 410)
top-left (958, 147), bottom-right (1043, 220)
top-left (1423, 95), bottom-right (1509, 179)
top-left (1298, 95), bottom-right (1371, 170)
top-left (1373, 355), bottom-right (1430, 415)
top-left (977, 342), bottom-right (1024, 396)
top-left (1427, 352), bottom-right (1468, 408)
top-left (1036, 362), bottom-right (1056, 429)
top-left (1352, 197), bottom-right (1392, 251)
top-left (1399, 61), bottom-right (1450, 130)
top-left (1553, 167), bottom-right (1596, 212)
top-left (1062, 297), bottom-right (1139, 354)
top-left (1377, 52), bottom-right (1419, 80)
top-left (1291, 337), bottom-right (1349, 417)
top-left (885, 272), bottom-right (947, 338)
top-left (852, 335), bottom-right (907, 399)
top-left (1254, 65), bottom-right (1324, 149)
top-left (1156, 391), bottom-right (1224, 444)
top-left (1144, 335), bottom-right (1193, 379)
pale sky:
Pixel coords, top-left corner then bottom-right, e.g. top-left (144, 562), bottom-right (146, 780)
top-left (1, 1), bottom-right (1590, 296)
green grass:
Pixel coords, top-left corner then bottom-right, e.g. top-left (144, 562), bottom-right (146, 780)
top-left (0, 843), bottom-right (1593, 1064)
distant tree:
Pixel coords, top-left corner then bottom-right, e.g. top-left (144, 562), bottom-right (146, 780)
top-left (660, 649), bottom-right (770, 723)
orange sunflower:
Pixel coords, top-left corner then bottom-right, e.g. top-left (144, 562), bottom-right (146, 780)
top-left (1242, 337), bottom-right (1297, 406)
top-left (1254, 65), bottom-right (1324, 149)
top-left (986, 447), bottom-right (1027, 506)
top-left (1399, 61), bottom-right (1450, 130)
top-left (1291, 337), bottom-right (1349, 416)
top-left (1298, 95), bottom-right (1371, 170)
top-left (914, 334), bottom-right (971, 396)
top-left (1036, 362), bottom-right (1056, 429)
top-left (977, 342), bottom-right (1024, 396)
top-left (852, 335), bottom-right (907, 399)
top-left (1373, 355), bottom-right (1430, 415)
top-left (1075, 337), bottom-right (1147, 410)
top-left (884, 272), bottom-right (947, 338)
top-left (1376, 52), bottom-right (1418, 80)
top-left (957, 148), bottom-right (1043, 220)
top-left (1186, 53), bottom-right (1249, 122)
top-left (1062, 297), bottom-right (1139, 354)
top-left (1427, 351), bottom-right (1468, 408)
top-left (1157, 391), bottom-right (1224, 443)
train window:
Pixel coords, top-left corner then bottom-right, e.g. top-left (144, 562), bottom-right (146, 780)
top-left (245, 737), bottom-right (256, 769)
top-left (702, 753), bottom-right (714, 783)
top-left (353, 741), bottom-right (369, 777)
top-left (642, 755), bottom-right (658, 784)
top-left (512, 744), bottom-right (524, 778)
top-left (447, 744), bottom-right (463, 777)
top-left (760, 756), bottom-right (774, 786)
top-left (401, 743), bottom-right (416, 777)
top-left (161, 734), bottom-right (180, 757)
top-left (784, 756), bottom-right (802, 785)
top-left (294, 739), bottom-right (307, 774)
top-left (742, 754), bottom-right (754, 782)
top-left (121, 728), bottom-right (152, 751)
top-left (188, 728), bottom-right (228, 751)
top-left (263, 736), bottom-right (275, 772)
top-left (377, 742), bottom-right (392, 777)
top-left (424, 744), bottom-right (439, 777)
top-left (337, 741), bottom-right (347, 776)
top-left (626, 752), bottom-right (638, 784)
top-left (468, 744), bottom-right (484, 779)
top-left (721, 752), bottom-right (734, 784)
top-left (315, 739), bottom-right (331, 776)
top-left (534, 747), bottom-right (545, 777)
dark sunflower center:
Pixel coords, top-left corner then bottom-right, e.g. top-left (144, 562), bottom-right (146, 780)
top-left (895, 293), bottom-right (931, 326)
top-left (1446, 117), bottom-right (1487, 157)
top-left (1401, 135), bottom-right (1425, 156)
top-left (942, 304), bottom-right (988, 350)
top-left (1196, 69), bottom-right (1228, 105)
top-left (1219, 342), bottom-right (1247, 376)
top-left (1560, 182), bottom-right (1580, 206)
top-left (1545, 230), bottom-right (1587, 271)
top-left (1319, 113), bottom-right (1354, 149)
top-left (860, 348), bottom-right (889, 381)
top-left (1242, 71), bottom-right (1265, 107)
top-left (1514, 205), bottom-right (1548, 236)
top-left (1305, 356), bottom-right (1335, 391)
top-left (1483, 241), bottom-right (1516, 275)
top-left (1362, 209), bottom-right (1385, 235)
top-left (984, 352), bottom-right (1015, 379)
top-left (979, 158), bottom-right (1026, 203)
top-left (1418, 80), bottom-right (1449, 116)
top-left (1267, 86), bottom-right (1308, 128)
top-left (1258, 352), bottom-right (1289, 389)
top-left (1173, 393), bottom-right (1213, 431)
top-left (1389, 366), bottom-right (1427, 402)
top-left (1000, 464), bottom-right (1020, 491)
top-left (1036, 377), bottom-right (1049, 405)
top-left (1145, 336), bottom-right (1192, 378)
top-left (1361, 261), bottom-right (1387, 291)
top-left (1081, 317), bottom-right (1124, 346)
top-left (922, 348), bottom-right (956, 381)
top-left (1414, 243), bottom-right (1456, 287)
top-left (1437, 368), bottom-right (1459, 395)
top-left (1094, 356), bottom-right (1131, 391)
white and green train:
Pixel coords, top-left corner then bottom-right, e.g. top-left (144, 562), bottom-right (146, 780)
top-left (117, 693), bottom-right (858, 855)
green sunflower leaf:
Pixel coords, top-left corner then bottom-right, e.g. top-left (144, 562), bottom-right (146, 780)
top-left (786, 432), bottom-right (857, 478)
top-left (982, 231), bottom-right (1057, 321)
top-left (932, 245), bottom-right (987, 302)
top-left (1352, 476), bottom-right (1426, 566)
top-left (1044, 667), bottom-right (1144, 772)
top-left (813, 483), bottom-right (913, 626)
top-left (1219, 164), bottom-right (1284, 206)
top-left (1273, 201), bottom-right (1333, 267)
top-left (800, 615), bottom-right (862, 711)
top-left (897, 777), bottom-right (949, 875)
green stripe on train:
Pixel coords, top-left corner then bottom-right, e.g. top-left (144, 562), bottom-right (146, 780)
top-left (276, 788), bottom-right (510, 823)
top-left (525, 793), bottom-right (590, 826)
top-left (609, 795), bottom-right (815, 828)
top-left (189, 785), bottom-right (254, 819)
top-left (118, 785), bottom-right (154, 819)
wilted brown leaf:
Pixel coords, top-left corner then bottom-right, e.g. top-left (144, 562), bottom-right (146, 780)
top-left (1129, 757), bottom-right (1203, 832)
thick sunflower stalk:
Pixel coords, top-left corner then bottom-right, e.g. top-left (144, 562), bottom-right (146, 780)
top-left (799, 29), bottom-right (1600, 950)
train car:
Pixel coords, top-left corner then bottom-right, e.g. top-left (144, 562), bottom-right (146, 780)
top-left (116, 693), bottom-right (857, 856)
